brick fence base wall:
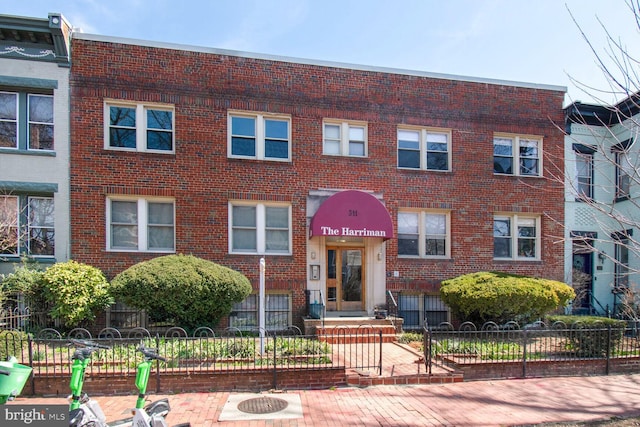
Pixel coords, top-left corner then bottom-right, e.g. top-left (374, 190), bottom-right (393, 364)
top-left (451, 356), bottom-right (640, 381)
top-left (30, 368), bottom-right (347, 397)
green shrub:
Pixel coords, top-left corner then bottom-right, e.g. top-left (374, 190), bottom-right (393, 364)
top-left (110, 254), bottom-right (252, 329)
top-left (440, 271), bottom-right (575, 326)
top-left (398, 331), bottom-right (423, 344)
top-left (547, 315), bottom-right (626, 357)
top-left (42, 261), bottom-right (113, 328)
top-left (2, 260), bottom-right (112, 328)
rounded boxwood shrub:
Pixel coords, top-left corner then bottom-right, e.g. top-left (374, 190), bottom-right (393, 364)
top-left (440, 271), bottom-right (575, 326)
top-left (547, 315), bottom-right (626, 357)
top-left (110, 254), bottom-right (252, 329)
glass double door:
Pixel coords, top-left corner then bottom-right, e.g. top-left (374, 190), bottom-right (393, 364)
top-left (326, 247), bottom-right (364, 311)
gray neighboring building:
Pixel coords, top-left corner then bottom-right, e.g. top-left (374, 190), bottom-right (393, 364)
top-left (565, 96), bottom-right (640, 316)
top-left (0, 13), bottom-right (72, 275)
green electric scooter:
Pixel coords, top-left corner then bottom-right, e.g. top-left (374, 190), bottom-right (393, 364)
top-left (0, 356), bottom-right (32, 405)
top-left (67, 339), bottom-right (189, 427)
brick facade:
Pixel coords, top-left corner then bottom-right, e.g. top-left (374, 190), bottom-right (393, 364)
top-left (69, 35), bottom-right (566, 328)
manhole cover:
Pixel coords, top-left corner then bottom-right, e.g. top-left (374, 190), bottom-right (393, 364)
top-left (237, 396), bottom-right (289, 414)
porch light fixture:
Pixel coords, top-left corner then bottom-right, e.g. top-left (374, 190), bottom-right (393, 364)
top-left (598, 252), bottom-right (606, 262)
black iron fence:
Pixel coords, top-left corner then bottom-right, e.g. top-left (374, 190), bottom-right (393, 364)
top-left (0, 326), bottom-right (383, 381)
top-left (424, 321), bottom-right (640, 379)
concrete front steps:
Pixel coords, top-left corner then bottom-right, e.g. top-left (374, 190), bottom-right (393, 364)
top-left (303, 313), bottom-right (403, 343)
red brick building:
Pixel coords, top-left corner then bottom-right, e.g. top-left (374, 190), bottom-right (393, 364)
top-left (69, 33), bottom-right (566, 330)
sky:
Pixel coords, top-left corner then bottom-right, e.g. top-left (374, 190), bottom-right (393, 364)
top-left (3, 0), bottom-right (639, 106)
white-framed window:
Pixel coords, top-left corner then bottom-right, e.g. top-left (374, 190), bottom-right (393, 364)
top-left (493, 134), bottom-right (542, 177)
top-left (574, 145), bottom-right (594, 201)
top-left (229, 202), bottom-right (291, 255)
top-left (105, 101), bottom-right (175, 152)
top-left (1, 195), bottom-right (54, 257)
top-left (107, 197), bottom-right (175, 252)
top-left (398, 210), bottom-right (450, 258)
top-left (493, 214), bottom-right (540, 260)
top-left (613, 230), bottom-right (631, 291)
top-left (27, 197), bottom-right (55, 256)
top-left (323, 121), bottom-right (367, 157)
top-left (228, 112), bottom-right (291, 161)
top-left (0, 195), bottom-right (20, 255)
top-left (397, 128), bottom-right (450, 171)
top-left (0, 91), bottom-right (54, 151)
top-left (615, 150), bottom-right (632, 200)
top-left (229, 293), bottom-right (292, 331)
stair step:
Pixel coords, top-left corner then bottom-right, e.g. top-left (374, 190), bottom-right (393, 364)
top-left (318, 334), bottom-right (398, 344)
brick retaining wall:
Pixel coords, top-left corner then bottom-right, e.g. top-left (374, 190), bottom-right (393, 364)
top-left (30, 368), bottom-right (347, 397)
top-left (451, 356), bottom-right (640, 380)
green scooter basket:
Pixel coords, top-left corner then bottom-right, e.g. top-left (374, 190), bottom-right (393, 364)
top-left (0, 360), bottom-right (32, 404)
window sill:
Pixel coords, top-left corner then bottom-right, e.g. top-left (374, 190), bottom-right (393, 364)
top-left (0, 148), bottom-right (56, 157)
top-left (397, 167), bottom-right (451, 173)
top-left (104, 147), bottom-right (175, 155)
top-left (0, 255), bottom-right (56, 263)
top-left (106, 249), bottom-right (176, 253)
top-left (322, 153), bottom-right (368, 159)
top-left (493, 172), bottom-right (542, 178)
top-left (229, 252), bottom-right (292, 256)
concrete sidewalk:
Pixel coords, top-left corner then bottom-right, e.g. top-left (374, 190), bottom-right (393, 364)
top-left (11, 373), bottom-right (640, 426)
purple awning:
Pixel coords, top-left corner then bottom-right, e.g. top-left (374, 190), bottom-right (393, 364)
top-left (309, 190), bottom-right (394, 240)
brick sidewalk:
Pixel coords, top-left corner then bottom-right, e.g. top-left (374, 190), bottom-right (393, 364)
top-left (10, 373), bottom-right (640, 426)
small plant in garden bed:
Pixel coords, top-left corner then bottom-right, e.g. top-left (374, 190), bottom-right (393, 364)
top-left (434, 338), bottom-right (523, 360)
top-left (398, 331), bottom-right (424, 352)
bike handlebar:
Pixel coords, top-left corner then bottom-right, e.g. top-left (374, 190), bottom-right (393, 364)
top-left (70, 339), bottom-right (111, 350)
top-left (70, 339), bottom-right (111, 361)
top-left (138, 346), bottom-right (166, 362)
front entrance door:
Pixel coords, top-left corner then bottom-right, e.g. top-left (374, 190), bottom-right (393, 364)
top-left (572, 238), bottom-right (594, 314)
top-left (326, 247), bottom-right (364, 311)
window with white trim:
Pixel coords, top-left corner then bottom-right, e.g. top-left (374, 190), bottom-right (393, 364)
top-left (0, 91), bottom-right (53, 151)
top-left (229, 293), bottom-right (292, 331)
top-left (229, 202), bottom-right (291, 254)
top-left (107, 197), bottom-right (175, 252)
top-left (1, 195), bottom-right (54, 257)
top-left (493, 214), bottom-right (540, 260)
top-left (105, 102), bottom-right (174, 152)
top-left (493, 134), bottom-right (541, 176)
top-left (397, 128), bottom-right (450, 171)
top-left (228, 112), bottom-right (290, 161)
top-left (613, 230), bottom-right (631, 291)
top-left (28, 197), bottom-right (55, 255)
top-left (398, 210), bottom-right (450, 258)
top-left (323, 121), bottom-right (367, 157)
top-left (573, 144), bottom-right (594, 201)
top-left (615, 150), bottom-right (632, 200)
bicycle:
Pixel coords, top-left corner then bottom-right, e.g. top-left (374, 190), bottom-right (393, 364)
top-left (0, 356), bottom-right (32, 405)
